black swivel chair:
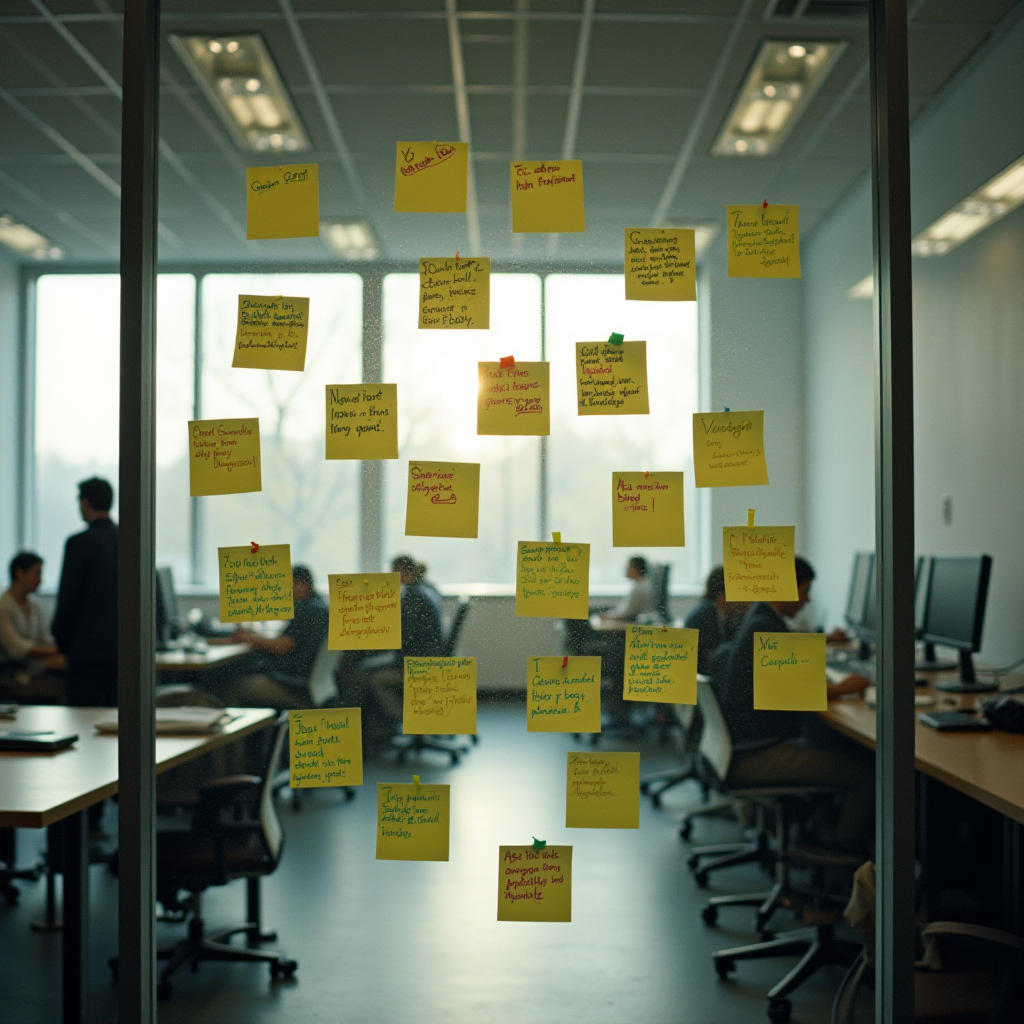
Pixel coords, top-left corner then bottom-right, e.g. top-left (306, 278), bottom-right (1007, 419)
top-left (111, 717), bottom-right (297, 1001)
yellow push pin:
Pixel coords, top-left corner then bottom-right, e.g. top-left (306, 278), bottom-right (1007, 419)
top-left (748, 509), bottom-right (755, 528)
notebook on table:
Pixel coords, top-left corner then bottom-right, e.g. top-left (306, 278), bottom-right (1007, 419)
top-left (0, 731), bottom-right (78, 752)
top-left (94, 707), bottom-right (233, 735)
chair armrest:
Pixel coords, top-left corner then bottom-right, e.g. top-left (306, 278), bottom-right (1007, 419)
top-left (921, 922), bottom-right (1024, 953)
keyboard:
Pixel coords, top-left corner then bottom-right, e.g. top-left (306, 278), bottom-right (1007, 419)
top-left (918, 710), bottom-right (992, 732)
top-left (825, 654), bottom-right (876, 683)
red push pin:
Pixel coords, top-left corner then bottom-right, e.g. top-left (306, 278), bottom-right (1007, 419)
top-left (500, 355), bottom-right (515, 369)
top-left (562, 656), bottom-right (569, 669)
top-left (644, 470), bottom-right (650, 479)
top-left (250, 541), bottom-right (259, 553)
top-left (763, 199), bottom-right (769, 209)
top-left (455, 251), bottom-right (460, 261)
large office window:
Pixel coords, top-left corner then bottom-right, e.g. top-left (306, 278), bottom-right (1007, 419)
top-left (546, 275), bottom-right (700, 587)
top-left (382, 273), bottom-right (542, 586)
top-left (34, 273), bottom-right (196, 582)
top-left (199, 273), bottom-right (363, 585)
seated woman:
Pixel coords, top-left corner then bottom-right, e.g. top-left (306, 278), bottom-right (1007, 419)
top-left (600, 555), bottom-right (657, 623)
top-left (0, 551), bottom-right (66, 703)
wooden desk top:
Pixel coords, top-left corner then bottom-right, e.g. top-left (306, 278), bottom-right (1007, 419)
top-left (821, 672), bottom-right (1024, 826)
top-left (0, 705), bottom-right (275, 829)
top-left (155, 642), bottom-right (250, 672)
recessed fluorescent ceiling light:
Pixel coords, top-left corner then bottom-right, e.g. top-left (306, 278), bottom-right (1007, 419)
top-left (847, 273), bottom-right (873, 299)
top-left (321, 220), bottom-right (379, 260)
top-left (912, 154), bottom-right (1024, 256)
top-left (0, 213), bottom-right (64, 259)
top-left (169, 34), bottom-right (309, 153)
top-left (713, 40), bottom-right (846, 157)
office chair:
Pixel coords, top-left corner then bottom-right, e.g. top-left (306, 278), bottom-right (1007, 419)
top-left (393, 598), bottom-right (473, 765)
top-left (641, 703), bottom-right (702, 807)
top-left (0, 828), bottom-right (41, 905)
top-left (110, 716), bottom-right (297, 1001)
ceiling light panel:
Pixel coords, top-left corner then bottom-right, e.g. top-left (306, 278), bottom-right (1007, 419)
top-left (913, 154), bottom-right (1024, 256)
top-left (713, 39), bottom-right (846, 157)
top-left (321, 219), bottom-right (380, 261)
top-left (169, 34), bottom-right (309, 153)
top-left (0, 213), bottom-right (64, 259)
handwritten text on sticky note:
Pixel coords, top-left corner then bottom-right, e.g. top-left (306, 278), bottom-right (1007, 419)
top-left (612, 471), bottom-right (684, 547)
top-left (754, 632), bottom-right (826, 711)
top-left (232, 295), bottom-right (309, 371)
top-left (477, 361), bottom-right (550, 436)
top-left (405, 461), bottom-right (480, 538)
top-left (576, 341), bottom-right (649, 415)
top-left (723, 526), bottom-right (797, 602)
top-left (625, 228), bottom-right (696, 301)
top-left (218, 544), bottom-right (292, 622)
top-left (395, 141), bottom-right (468, 213)
top-left (516, 541), bottom-right (590, 619)
top-left (246, 164), bottom-right (319, 240)
top-left (498, 844), bottom-right (572, 921)
top-left (403, 657), bottom-right (477, 735)
top-left (327, 573), bottom-right (401, 650)
top-left (511, 160), bottom-right (585, 233)
top-left (289, 708), bottom-right (363, 788)
top-left (624, 625), bottom-right (698, 704)
top-left (376, 782), bottom-right (450, 861)
top-left (565, 751), bottom-right (639, 829)
top-left (527, 656), bottom-right (601, 733)
top-left (419, 257), bottom-right (489, 329)
top-left (693, 411), bottom-right (769, 488)
top-left (727, 204), bottom-right (801, 278)
top-left (325, 384), bottom-right (398, 460)
top-left (188, 418), bottom-right (261, 497)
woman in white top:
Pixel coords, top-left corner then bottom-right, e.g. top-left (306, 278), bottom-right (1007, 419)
top-left (0, 552), bottom-right (65, 700)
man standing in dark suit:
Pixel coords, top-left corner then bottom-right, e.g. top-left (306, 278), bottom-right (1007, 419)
top-left (52, 477), bottom-right (118, 706)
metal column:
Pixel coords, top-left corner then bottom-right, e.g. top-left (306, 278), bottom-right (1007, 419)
top-left (118, 0), bottom-right (160, 1020)
top-left (869, 1), bottom-right (917, 1021)
top-left (360, 268), bottom-right (384, 573)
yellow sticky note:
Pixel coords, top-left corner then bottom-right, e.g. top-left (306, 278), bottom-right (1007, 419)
top-left (527, 656), bottom-right (601, 733)
top-left (288, 708), bottom-right (363, 788)
top-left (405, 461), bottom-right (480, 538)
top-left (403, 657), bottom-right (477, 735)
top-left (217, 544), bottom-right (293, 622)
top-left (498, 845), bottom-right (572, 922)
top-left (246, 164), bottom-right (319, 240)
top-left (693, 411), bottom-right (769, 488)
top-left (376, 782), bottom-right (450, 861)
top-left (576, 341), bottom-right (649, 415)
top-left (394, 141), bottom-right (468, 213)
top-left (723, 525), bottom-right (798, 602)
top-left (478, 362), bottom-right (550, 436)
top-left (727, 204), bottom-right (801, 278)
top-left (612, 471), bottom-right (684, 547)
top-left (232, 295), bottom-right (309, 371)
top-left (624, 228), bottom-right (696, 301)
top-left (325, 384), bottom-right (398, 460)
top-left (516, 541), bottom-right (590, 620)
top-left (754, 632), bottom-right (827, 711)
top-left (566, 751), bottom-right (639, 828)
top-left (624, 625), bottom-right (698, 704)
top-left (188, 418), bottom-right (261, 497)
top-left (327, 573), bottom-right (401, 650)
top-left (511, 160), bottom-right (585, 233)
top-left (419, 257), bottom-right (490, 329)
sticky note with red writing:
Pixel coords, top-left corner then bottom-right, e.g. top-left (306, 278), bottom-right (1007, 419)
top-left (405, 461), bottom-right (480, 538)
top-left (327, 573), bottom-right (401, 650)
top-left (246, 164), bottom-right (319, 239)
top-left (611, 471), bottom-right (684, 547)
top-left (722, 525), bottom-right (797, 602)
top-left (497, 844), bottom-right (572, 921)
top-left (510, 160), bottom-right (585, 233)
top-left (727, 204), bottom-right (801, 278)
top-left (477, 361), bottom-right (550, 436)
top-left (395, 141), bottom-right (468, 213)
top-left (575, 341), bottom-right (648, 415)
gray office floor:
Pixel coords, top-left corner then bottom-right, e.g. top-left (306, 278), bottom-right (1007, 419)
top-left (0, 703), bottom-right (869, 1023)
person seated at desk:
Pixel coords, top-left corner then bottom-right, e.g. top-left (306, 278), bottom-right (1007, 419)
top-left (223, 565), bottom-right (328, 710)
top-left (719, 557), bottom-right (874, 854)
top-left (600, 555), bottom-right (657, 623)
top-left (685, 565), bottom-right (743, 677)
top-left (394, 555), bottom-right (444, 658)
top-left (0, 551), bottom-right (66, 703)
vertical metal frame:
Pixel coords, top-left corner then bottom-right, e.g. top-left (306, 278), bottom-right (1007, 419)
top-left (869, 0), bottom-right (917, 1020)
top-left (361, 267), bottom-right (384, 572)
top-left (118, 0), bottom-right (160, 1019)
top-left (16, 271), bottom-right (38, 549)
top-left (190, 273), bottom-right (205, 585)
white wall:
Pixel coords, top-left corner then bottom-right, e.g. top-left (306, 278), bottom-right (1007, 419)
top-left (804, 10), bottom-right (1024, 662)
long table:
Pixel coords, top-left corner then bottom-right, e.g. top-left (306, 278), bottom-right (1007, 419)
top-left (0, 705), bottom-right (275, 1024)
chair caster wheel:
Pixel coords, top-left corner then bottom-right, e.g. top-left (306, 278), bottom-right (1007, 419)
top-left (767, 997), bottom-right (791, 1022)
top-left (651, 793), bottom-right (662, 809)
top-left (345, 788), bottom-right (356, 803)
top-left (701, 904), bottom-right (718, 926)
top-left (157, 979), bottom-right (173, 1002)
top-left (680, 820), bottom-right (693, 841)
top-left (449, 755), bottom-right (460, 766)
top-left (759, 929), bottom-right (774, 942)
top-left (686, 853), bottom-right (699, 870)
top-left (694, 870), bottom-right (709, 888)
top-left (640, 781), bottom-right (652, 794)
top-left (271, 958), bottom-right (298, 980)
top-left (714, 957), bottom-right (735, 980)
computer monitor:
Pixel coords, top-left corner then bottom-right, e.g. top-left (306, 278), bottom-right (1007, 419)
top-left (155, 566), bottom-right (180, 651)
top-left (914, 555), bottom-right (929, 635)
top-left (845, 552), bottom-right (874, 629)
top-left (922, 554), bottom-right (994, 692)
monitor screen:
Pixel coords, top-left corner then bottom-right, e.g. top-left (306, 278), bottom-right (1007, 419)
top-left (922, 555), bottom-right (992, 652)
top-left (914, 555), bottom-right (929, 634)
top-left (863, 559), bottom-right (877, 634)
top-left (155, 567), bottom-right (179, 630)
top-left (845, 552), bottom-right (874, 628)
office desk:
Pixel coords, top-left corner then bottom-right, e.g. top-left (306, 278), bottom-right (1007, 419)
top-left (820, 674), bottom-right (1024, 825)
top-left (0, 705), bottom-right (275, 1023)
top-left (156, 642), bottom-right (250, 674)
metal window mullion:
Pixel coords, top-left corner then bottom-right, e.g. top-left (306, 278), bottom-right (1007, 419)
top-left (360, 268), bottom-right (383, 573)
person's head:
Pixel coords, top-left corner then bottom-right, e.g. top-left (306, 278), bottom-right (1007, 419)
top-left (626, 556), bottom-right (648, 582)
top-left (78, 477), bottom-right (113, 522)
top-left (775, 557), bottom-right (816, 618)
top-left (9, 551), bottom-right (43, 594)
top-left (704, 566), bottom-right (726, 602)
top-left (292, 564), bottom-right (314, 601)
top-left (391, 555), bottom-right (423, 587)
